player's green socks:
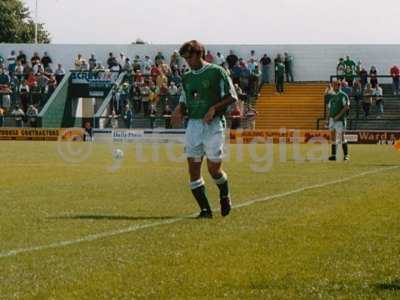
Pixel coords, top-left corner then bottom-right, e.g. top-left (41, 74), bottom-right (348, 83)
top-left (214, 172), bottom-right (229, 199)
top-left (331, 144), bottom-right (337, 157)
top-left (190, 178), bottom-right (211, 212)
top-left (342, 142), bottom-right (348, 156)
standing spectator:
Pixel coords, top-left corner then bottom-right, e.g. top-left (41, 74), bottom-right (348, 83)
top-left (340, 81), bottom-right (352, 97)
top-left (17, 50), bottom-right (27, 65)
top-left (7, 50), bottom-right (17, 75)
top-left (168, 82), bottom-right (179, 109)
top-left (162, 104), bottom-right (172, 129)
top-left (239, 62), bottom-right (251, 95)
top-left (390, 65), bottom-right (400, 96)
top-left (344, 66), bottom-right (355, 87)
top-left (89, 54), bottom-right (97, 70)
top-left (122, 104), bottom-right (133, 128)
top-left (31, 52), bottom-right (41, 66)
top-left (215, 52), bottom-right (226, 67)
top-left (118, 52), bottom-right (127, 68)
top-left (55, 64), bottom-right (66, 84)
top-left (284, 52), bottom-right (294, 82)
top-left (363, 83), bottom-right (373, 118)
top-left (0, 106), bottom-right (4, 127)
top-left (155, 51), bottom-right (165, 66)
top-left (47, 75), bottom-right (57, 96)
top-left (373, 83), bottom-right (384, 117)
top-left (352, 80), bottom-right (363, 104)
top-left (250, 65), bottom-right (261, 97)
top-left (26, 105), bottom-right (38, 127)
top-left (369, 66), bottom-right (378, 88)
top-left (259, 54), bottom-right (271, 84)
top-left (110, 110), bottom-right (119, 129)
top-left (107, 53), bottom-right (117, 69)
top-left (143, 55), bottom-right (153, 71)
top-left (19, 79), bottom-right (30, 112)
top-left (230, 103), bottom-right (242, 129)
top-left (355, 61), bottom-right (362, 76)
top-left (14, 61), bottom-right (24, 81)
top-left (343, 55), bottom-right (356, 71)
top-left (225, 50), bottom-right (238, 69)
top-left (248, 50), bottom-right (257, 63)
top-left (336, 58), bottom-right (345, 81)
top-left (75, 54), bottom-right (83, 70)
top-left (359, 68), bottom-right (368, 89)
top-left (275, 60), bottom-right (285, 93)
top-left (245, 104), bottom-right (257, 129)
top-left (41, 52), bottom-right (52, 69)
top-left (205, 50), bottom-right (214, 63)
top-left (122, 58), bottom-right (132, 73)
top-left (12, 106), bottom-right (24, 127)
top-left (30, 81), bottom-right (42, 107)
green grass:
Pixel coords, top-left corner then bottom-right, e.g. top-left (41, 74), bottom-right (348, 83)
top-left (0, 141), bottom-right (400, 299)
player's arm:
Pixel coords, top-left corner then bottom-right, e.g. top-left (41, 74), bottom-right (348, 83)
top-left (333, 95), bottom-right (350, 121)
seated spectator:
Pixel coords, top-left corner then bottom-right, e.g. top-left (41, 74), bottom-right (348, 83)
top-left (18, 79), bottom-right (30, 112)
top-left (31, 52), bottom-right (41, 66)
top-left (41, 52), bottom-right (52, 69)
top-left (0, 68), bottom-right (10, 86)
top-left (132, 82), bottom-right (142, 113)
top-left (11, 105), bottom-right (25, 127)
top-left (83, 121), bottom-right (93, 141)
top-left (30, 81), bottom-right (42, 107)
top-left (122, 58), bottom-right (132, 72)
top-left (47, 75), bottom-right (57, 96)
top-left (363, 83), bottom-right (373, 118)
top-left (340, 80), bottom-right (352, 96)
top-left (369, 66), bottom-right (378, 88)
top-left (14, 61), bottom-right (24, 81)
top-left (162, 104), bottom-right (172, 129)
top-left (140, 84), bottom-right (151, 115)
top-left (169, 50), bottom-right (181, 70)
top-left (7, 50), bottom-right (17, 75)
top-left (390, 65), bottom-right (400, 96)
top-left (17, 50), bottom-right (27, 65)
top-left (352, 80), bottom-right (363, 105)
top-left (373, 83), bottom-right (384, 118)
top-left (122, 104), bottom-right (133, 128)
top-left (110, 110), bottom-right (119, 129)
top-left (107, 53), bottom-right (117, 69)
top-left (55, 64), bottom-right (65, 84)
top-left (89, 54), bottom-right (97, 70)
top-left (168, 82), bottom-right (179, 108)
top-left (32, 62), bottom-right (44, 75)
top-left (81, 59), bottom-right (89, 71)
top-left (155, 51), bottom-right (165, 66)
top-left (26, 105), bottom-right (38, 127)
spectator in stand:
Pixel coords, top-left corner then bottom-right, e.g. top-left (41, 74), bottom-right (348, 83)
top-left (284, 52), bottom-right (294, 83)
top-left (215, 51), bottom-right (226, 67)
top-left (390, 65), bottom-right (400, 96)
top-left (248, 50), bottom-right (257, 62)
top-left (55, 64), bottom-right (65, 84)
top-left (26, 105), bottom-right (38, 127)
top-left (250, 65), bottom-right (261, 97)
top-left (230, 103), bottom-right (242, 129)
top-left (80, 59), bottom-right (89, 71)
top-left (359, 67), bottom-right (368, 89)
top-left (150, 64), bottom-right (161, 82)
top-left (30, 81), bottom-right (42, 107)
top-left (107, 53), bottom-right (117, 69)
top-left (122, 58), bottom-right (132, 73)
top-left (234, 83), bottom-right (247, 102)
top-left (132, 55), bottom-right (142, 72)
top-left (260, 54), bottom-right (271, 84)
top-left (222, 62), bottom-right (231, 77)
top-left (132, 82), bottom-right (142, 113)
top-left (324, 83), bottom-right (335, 104)
top-left (245, 104), bottom-right (257, 130)
top-left (369, 66), bottom-right (378, 88)
top-left (19, 79), bottom-right (30, 112)
top-left (155, 51), bottom-right (165, 66)
top-left (118, 52), bottom-right (127, 68)
top-left (75, 54), bottom-right (83, 70)
top-left (0, 106), bottom-right (4, 127)
top-left (205, 50), bottom-right (214, 63)
top-left (336, 58), bottom-right (345, 81)
top-left (168, 81), bottom-right (179, 108)
top-left (12, 105), bottom-right (24, 127)
top-left (47, 75), bottom-right (57, 96)
top-left (239, 61), bottom-right (251, 95)
top-left (225, 50), bottom-right (238, 69)
top-left (363, 83), bottom-right (373, 118)
top-left (17, 50), bottom-right (27, 65)
top-left (7, 50), bottom-right (17, 75)
top-left (0, 54), bottom-right (4, 68)
top-left (373, 83), bottom-right (384, 118)
top-left (356, 61), bottom-right (362, 76)
top-left (344, 65), bottom-right (355, 87)
top-left (170, 69), bottom-right (182, 86)
top-left (162, 104), bottom-right (172, 129)
top-left (88, 54), bottom-right (97, 70)
top-left (41, 52), bottom-right (52, 69)
top-left (352, 80), bottom-right (363, 105)
top-left (0, 68), bottom-right (10, 86)
top-left (340, 80), bottom-right (352, 97)
top-left (343, 55), bottom-right (356, 71)
top-left (14, 61), bottom-right (24, 81)
top-left (31, 52), bottom-right (41, 66)
top-left (140, 83), bottom-right (150, 115)
top-left (123, 104), bottom-right (133, 128)
top-left (275, 60), bottom-right (285, 93)
top-left (110, 110), bottom-right (119, 129)
top-left (32, 61), bottom-right (44, 75)
top-left (149, 102), bottom-right (157, 128)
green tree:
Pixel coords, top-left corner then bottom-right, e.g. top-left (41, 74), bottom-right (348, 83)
top-left (0, 0), bottom-right (51, 43)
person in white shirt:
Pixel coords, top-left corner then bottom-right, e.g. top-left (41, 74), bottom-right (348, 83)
top-left (215, 52), bottom-right (225, 66)
top-left (373, 83), bottom-right (384, 117)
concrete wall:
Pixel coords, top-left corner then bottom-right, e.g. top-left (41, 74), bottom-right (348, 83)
top-left (1, 44), bottom-right (400, 81)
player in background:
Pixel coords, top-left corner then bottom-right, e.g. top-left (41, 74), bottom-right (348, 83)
top-left (171, 40), bottom-right (238, 219)
top-left (327, 81), bottom-right (350, 161)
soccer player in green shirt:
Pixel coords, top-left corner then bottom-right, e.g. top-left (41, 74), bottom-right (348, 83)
top-left (327, 81), bottom-right (350, 161)
top-left (275, 61), bottom-right (285, 93)
top-left (171, 40), bottom-right (238, 219)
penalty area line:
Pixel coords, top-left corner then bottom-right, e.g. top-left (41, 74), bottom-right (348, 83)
top-left (0, 165), bottom-right (398, 259)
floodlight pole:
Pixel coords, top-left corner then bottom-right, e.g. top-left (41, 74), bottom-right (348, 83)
top-left (34, 0), bottom-right (38, 43)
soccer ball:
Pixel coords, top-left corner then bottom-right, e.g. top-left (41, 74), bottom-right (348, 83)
top-left (112, 149), bottom-right (124, 160)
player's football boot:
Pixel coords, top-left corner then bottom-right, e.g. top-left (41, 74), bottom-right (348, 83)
top-left (328, 156), bottom-right (337, 161)
top-left (344, 155), bottom-right (350, 161)
top-left (220, 197), bottom-right (232, 217)
top-left (196, 210), bottom-right (213, 219)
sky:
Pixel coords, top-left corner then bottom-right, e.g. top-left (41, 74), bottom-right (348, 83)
top-left (23, 0), bottom-right (400, 44)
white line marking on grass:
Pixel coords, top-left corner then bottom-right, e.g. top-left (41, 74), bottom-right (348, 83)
top-left (0, 165), bottom-right (398, 259)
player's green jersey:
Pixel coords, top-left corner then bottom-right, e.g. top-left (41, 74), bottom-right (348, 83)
top-left (179, 63), bottom-right (237, 119)
top-left (344, 59), bottom-right (356, 70)
top-left (328, 90), bottom-right (350, 121)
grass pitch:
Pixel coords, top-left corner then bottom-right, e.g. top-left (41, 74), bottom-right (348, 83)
top-left (0, 141), bottom-right (400, 299)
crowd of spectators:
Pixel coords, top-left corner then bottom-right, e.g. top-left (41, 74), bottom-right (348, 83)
top-left (327, 55), bottom-right (400, 119)
top-left (0, 50), bottom-right (65, 127)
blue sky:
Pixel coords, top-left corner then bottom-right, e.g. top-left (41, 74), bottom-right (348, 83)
top-left (23, 0), bottom-right (400, 44)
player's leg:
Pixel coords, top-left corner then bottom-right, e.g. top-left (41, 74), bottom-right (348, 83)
top-left (340, 125), bottom-right (349, 160)
top-left (187, 157), bottom-right (212, 218)
top-left (207, 159), bottom-right (231, 216)
top-left (204, 119), bottom-right (231, 216)
top-left (328, 119), bottom-right (337, 160)
top-left (185, 120), bottom-right (212, 218)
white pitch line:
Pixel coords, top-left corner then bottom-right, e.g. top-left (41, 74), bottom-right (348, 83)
top-left (0, 165), bottom-right (398, 259)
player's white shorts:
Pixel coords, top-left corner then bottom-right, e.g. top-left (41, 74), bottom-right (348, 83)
top-left (185, 118), bottom-right (225, 161)
top-left (329, 118), bottom-right (347, 143)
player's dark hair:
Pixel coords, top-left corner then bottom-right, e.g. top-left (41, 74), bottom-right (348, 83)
top-left (179, 40), bottom-right (206, 60)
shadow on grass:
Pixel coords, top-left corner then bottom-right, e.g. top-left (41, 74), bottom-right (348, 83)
top-left (48, 214), bottom-right (196, 221)
top-left (375, 279), bottom-right (400, 291)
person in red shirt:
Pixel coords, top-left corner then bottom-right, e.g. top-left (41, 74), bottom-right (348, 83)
top-left (205, 50), bottom-right (214, 64)
top-left (390, 65), bottom-right (399, 96)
